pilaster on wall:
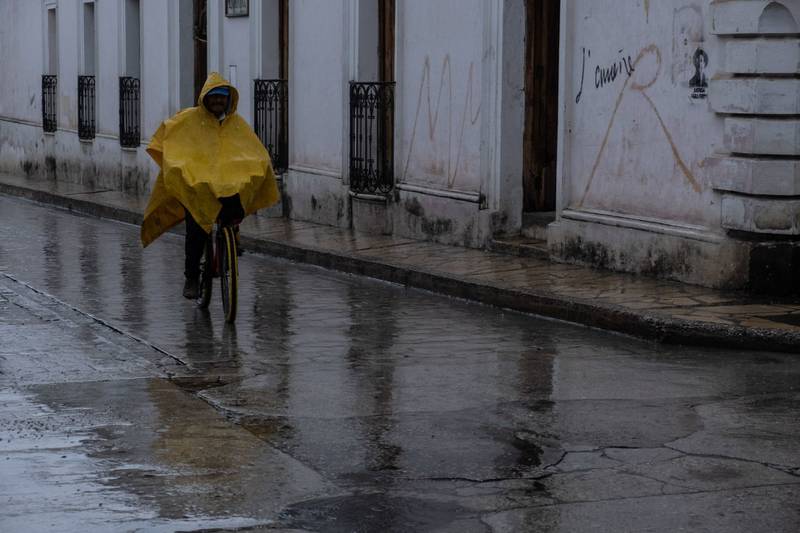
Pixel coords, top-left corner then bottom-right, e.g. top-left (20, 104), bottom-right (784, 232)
top-left (708, 0), bottom-right (800, 236)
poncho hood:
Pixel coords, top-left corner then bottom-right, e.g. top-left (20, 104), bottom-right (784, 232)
top-left (198, 71), bottom-right (240, 116)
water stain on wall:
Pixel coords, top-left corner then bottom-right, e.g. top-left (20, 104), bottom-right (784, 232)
top-left (672, 5), bottom-right (704, 84)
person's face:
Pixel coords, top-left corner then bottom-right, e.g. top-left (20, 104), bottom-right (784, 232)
top-left (698, 55), bottom-right (706, 70)
top-left (206, 93), bottom-right (229, 117)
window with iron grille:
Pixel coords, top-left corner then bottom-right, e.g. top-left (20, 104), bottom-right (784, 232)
top-left (42, 75), bottom-right (58, 133)
top-left (119, 77), bottom-right (140, 147)
top-left (254, 79), bottom-right (288, 174)
top-left (78, 75), bottom-right (96, 140)
top-left (349, 82), bottom-right (394, 195)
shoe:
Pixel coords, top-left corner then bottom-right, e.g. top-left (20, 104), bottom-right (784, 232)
top-left (183, 277), bottom-right (200, 299)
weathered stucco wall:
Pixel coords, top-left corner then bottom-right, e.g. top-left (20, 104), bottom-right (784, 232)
top-left (141, 1), bottom-right (171, 146)
top-left (395, 0), bottom-right (484, 195)
top-left (0, 1), bottom-right (42, 125)
top-left (562, 0), bottom-right (723, 229)
top-left (552, 0), bottom-right (800, 291)
top-left (289, 0), bottom-right (345, 175)
top-left (280, 0), bottom-right (349, 227)
top-left (0, 0), bottom-right (168, 193)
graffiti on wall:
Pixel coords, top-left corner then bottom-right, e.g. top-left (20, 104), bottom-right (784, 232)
top-left (575, 47), bottom-right (635, 103)
top-left (596, 50), bottom-right (635, 89)
top-left (402, 55), bottom-right (482, 189)
top-left (578, 44), bottom-right (702, 208)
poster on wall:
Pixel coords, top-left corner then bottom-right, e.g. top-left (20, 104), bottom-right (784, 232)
top-left (689, 48), bottom-right (708, 100)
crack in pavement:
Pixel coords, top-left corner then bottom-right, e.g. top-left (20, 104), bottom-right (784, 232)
top-left (663, 444), bottom-right (800, 479)
top-left (478, 480), bottom-right (800, 511)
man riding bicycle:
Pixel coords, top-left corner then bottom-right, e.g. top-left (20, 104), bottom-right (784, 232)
top-left (140, 72), bottom-right (279, 299)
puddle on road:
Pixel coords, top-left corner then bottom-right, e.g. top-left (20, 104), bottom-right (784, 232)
top-left (0, 380), bottom-right (330, 532)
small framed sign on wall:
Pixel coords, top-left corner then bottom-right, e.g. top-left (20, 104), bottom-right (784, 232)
top-left (225, 0), bottom-right (248, 17)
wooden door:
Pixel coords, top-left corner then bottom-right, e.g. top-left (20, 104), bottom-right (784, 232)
top-left (378, 0), bottom-right (395, 83)
top-left (279, 0), bottom-right (289, 80)
top-left (193, 0), bottom-right (208, 102)
top-left (523, 0), bottom-right (560, 212)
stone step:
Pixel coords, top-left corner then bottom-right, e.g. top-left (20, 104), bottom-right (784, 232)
top-left (521, 211), bottom-right (555, 241)
top-left (488, 237), bottom-right (550, 260)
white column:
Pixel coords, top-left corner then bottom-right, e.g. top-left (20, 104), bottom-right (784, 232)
top-left (208, 0), bottom-right (224, 74)
top-left (342, 0), bottom-right (358, 184)
top-left (480, 0), bottom-right (503, 210)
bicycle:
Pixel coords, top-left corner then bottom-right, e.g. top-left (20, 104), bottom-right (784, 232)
top-left (196, 218), bottom-right (239, 323)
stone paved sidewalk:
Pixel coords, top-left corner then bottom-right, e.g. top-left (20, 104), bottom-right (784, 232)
top-left (2, 172), bottom-right (799, 352)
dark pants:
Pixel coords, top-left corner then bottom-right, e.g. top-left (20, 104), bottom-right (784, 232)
top-left (184, 195), bottom-right (244, 280)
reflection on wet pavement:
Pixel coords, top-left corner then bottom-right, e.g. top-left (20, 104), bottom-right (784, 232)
top-left (0, 382), bottom-right (327, 533)
top-left (1, 195), bottom-right (800, 532)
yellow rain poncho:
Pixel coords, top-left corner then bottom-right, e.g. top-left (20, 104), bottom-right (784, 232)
top-left (141, 72), bottom-right (279, 247)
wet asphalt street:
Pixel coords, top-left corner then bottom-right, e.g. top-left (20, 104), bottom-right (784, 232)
top-left (1, 194), bottom-right (799, 532)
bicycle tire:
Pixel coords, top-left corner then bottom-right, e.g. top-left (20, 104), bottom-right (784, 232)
top-left (196, 234), bottom-right (213, 309)
top-left (219, 226), bottom-right (238, 323)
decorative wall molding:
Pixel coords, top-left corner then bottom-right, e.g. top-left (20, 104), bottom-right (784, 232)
top-left (725, 39), bottom-right (800, 74)
top-left (711, 0), bottom-right (800, 35)
top-left (709, 0), bottom-right (800, 235)
top-left (289, 164), bottom-right (342, 180)
top-left (560, 208), bottom-right (722, 244)
top-left (396, 182), bottom-right (482, 204)
top-left (724, 118), bottom-right (800, 156)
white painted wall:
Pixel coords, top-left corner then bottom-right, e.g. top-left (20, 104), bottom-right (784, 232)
top-left (561, 0), bottom-right (723, 229)
top-left (141, 0), bottom-right (170, 141)
top-left (0, 1), bottom-right (42, 124)
top-left (396, 0), bottom-right (484, 195)
top-left (289, 0), bottom-right (345, 174)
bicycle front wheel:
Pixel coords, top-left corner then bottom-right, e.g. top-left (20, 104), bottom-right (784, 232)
top-left (219, 226), bottom-right (238, 323)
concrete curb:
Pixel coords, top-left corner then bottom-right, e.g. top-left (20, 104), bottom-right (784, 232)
top-left (2, 180), bottom-right (799, 353)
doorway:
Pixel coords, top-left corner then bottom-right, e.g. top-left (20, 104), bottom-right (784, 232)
top-left (193, 0), bottom-right (207, 103)
top-left (378, 0), bottom-right (395, 83)
top-left (522, 0), bottom-right (560, 213)
top-left (279, 0), bottom-right (288, 79)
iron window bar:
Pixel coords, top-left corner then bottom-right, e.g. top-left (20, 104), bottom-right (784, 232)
top-left (119, 77), bottom-right (141, 147)
top-left (254, 79), bottom-right (288, 174)
top-left (42, 75), bottom-right (58, 133)
top-left (78, 75), bottom-right (96, 140)
top-left (349, 81), bottom-right (395, 195)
